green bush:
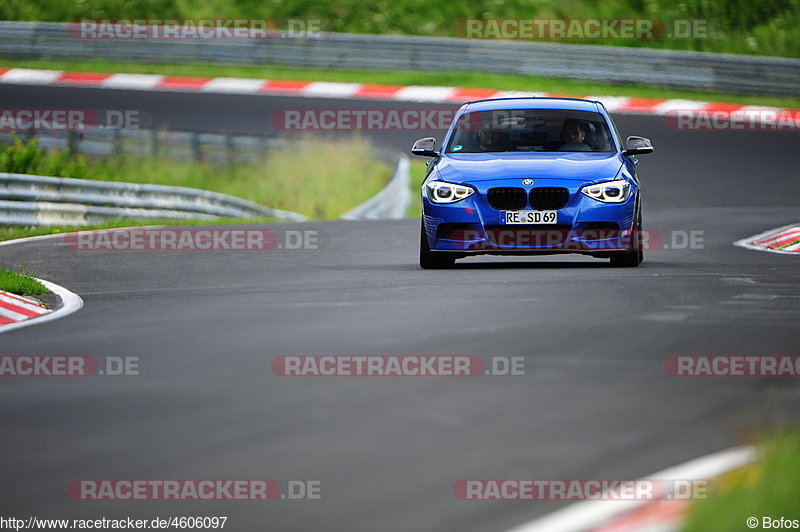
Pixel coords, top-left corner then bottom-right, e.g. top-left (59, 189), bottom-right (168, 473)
top-left (0, 134), bottom-right (89, 177)
top-left (0, 135), bottom-right (42, 174)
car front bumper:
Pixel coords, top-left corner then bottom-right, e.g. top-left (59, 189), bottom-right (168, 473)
top-left (422, 182), bottom-right (637, 255)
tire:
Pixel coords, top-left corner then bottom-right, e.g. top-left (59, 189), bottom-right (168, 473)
top-left (420, 219), bottom-right (457, 269)
top-left (610, 207), bottom-right (643, 267)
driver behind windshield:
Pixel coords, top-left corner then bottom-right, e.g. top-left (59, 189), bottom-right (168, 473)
top-left (476, 128), bottom-right (508, 151)
top-left (559, 119), bottom-right (591, 151)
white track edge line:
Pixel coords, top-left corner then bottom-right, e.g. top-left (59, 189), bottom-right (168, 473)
top-left (504, 445), bottom-right (758, 532)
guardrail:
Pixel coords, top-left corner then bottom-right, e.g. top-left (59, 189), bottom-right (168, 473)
top-left (0, 128), bottom-right (411, 225)
top-left (1, 21), bottom-right (798, 96)
top-left (0, 173), bottom-right (307, 225)
top-left (341, 151), bottom-right (410, 220)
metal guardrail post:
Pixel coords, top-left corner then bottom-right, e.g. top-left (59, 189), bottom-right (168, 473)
top-left (112, 129), bottom-right (121, 157)
top-left (66, 130), bottom-right (79, 156)
top-left (150, 130), bottom-right (159, 159)
top-left (191, 132), bottom-right (201, 162)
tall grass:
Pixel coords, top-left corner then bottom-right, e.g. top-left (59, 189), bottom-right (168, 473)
top-left (0, 134), bottom-right (392, 220)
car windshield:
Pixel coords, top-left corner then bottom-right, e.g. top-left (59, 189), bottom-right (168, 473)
top-left (446, 109), bottom-right (615, 153)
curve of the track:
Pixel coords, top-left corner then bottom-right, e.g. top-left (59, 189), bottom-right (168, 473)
top-left (1, 84), bottom-right (799, 532)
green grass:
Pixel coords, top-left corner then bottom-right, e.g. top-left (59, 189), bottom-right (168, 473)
top-left (5, 58), bottom-right (800, 109)
top-left (0, 268), bottom-right (49, 296)
top-left (681, 430), bottom-right (800, 532)
top-left (2, 0), bottom-right (799, 57)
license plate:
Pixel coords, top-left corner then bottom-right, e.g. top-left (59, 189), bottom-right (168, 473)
top-left (500, 210), bottom-right (558, 224)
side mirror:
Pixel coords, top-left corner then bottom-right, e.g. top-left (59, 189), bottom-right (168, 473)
top-left (411, 137), bottom-right (438, 157)
top-left (623, 136), bottom-right (654, 156)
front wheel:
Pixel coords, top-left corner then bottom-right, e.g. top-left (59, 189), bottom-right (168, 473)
top-left (420, 219), bottom-right (456, 269)
top-left (610, 209), bottom-right (643, 267)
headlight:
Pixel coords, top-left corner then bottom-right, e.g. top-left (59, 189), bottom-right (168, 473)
top-left (580, 179), bottom-right (631, 203)
top-left (426, 180), bottom-right (476, 204)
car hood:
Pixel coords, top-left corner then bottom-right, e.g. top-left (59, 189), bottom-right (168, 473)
top-left (435, 152), bottom-right (623, 184)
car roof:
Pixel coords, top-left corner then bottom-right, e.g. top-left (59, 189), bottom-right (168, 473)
top-left (462, 97), bottom-right (602, 113)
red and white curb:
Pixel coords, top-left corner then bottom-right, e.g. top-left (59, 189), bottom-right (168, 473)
top-left (734, 224), bottom-right (800, 255)
top-left (0, 290), bottom-right (50, 326)
top-left (505, 446), bottom-right (757, 532)
top-left (0, 277), bottom-right (83, 334)
top-left (0, 67), bottom-right (795, 116)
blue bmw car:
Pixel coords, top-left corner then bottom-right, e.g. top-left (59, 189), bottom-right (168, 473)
top-left (412, 97), bottom-right (653, 269)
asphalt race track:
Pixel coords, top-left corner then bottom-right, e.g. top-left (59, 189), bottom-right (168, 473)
top-left (1, 84), bottom-right (799, 532)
